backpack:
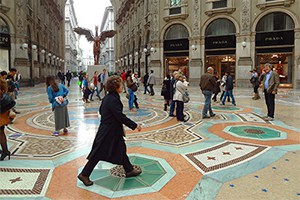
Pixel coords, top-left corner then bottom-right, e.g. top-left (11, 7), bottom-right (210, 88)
top-left (98, 74), bottom-right (102, 82)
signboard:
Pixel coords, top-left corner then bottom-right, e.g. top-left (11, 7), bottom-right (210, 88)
top-left (0, 33), bottom-right (10, 49)
top-left (205, 35), bottom-right (236, 49)
top-left (256, 30), bottom-right (294, 46)
top-left (164, 39), bottom-right (189, 52)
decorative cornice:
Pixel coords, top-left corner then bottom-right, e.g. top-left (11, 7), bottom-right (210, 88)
top-left (256, 0), bottom-right (295, 10)
top-left (0, 5), bottom-right (10, 13)
top-left (116, 0), bottom-right (135, 24)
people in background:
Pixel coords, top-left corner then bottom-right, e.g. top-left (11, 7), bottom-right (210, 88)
top-left (221, 71), bottom-right (236, 106)
top-left (65, 70), bottom-right (72, 87)
top-left (147, 70), bottom-right (156, 96)
top-left (199, 67), bottom-right (217, 119)
top-left (260, 63), bottom-right (280, 121)
top-left (46, 76), bottom-right (70, 137)
top-left (173, 73), bottom-right (188, 122)
top-left (250, 68), bottom-right (261, 100)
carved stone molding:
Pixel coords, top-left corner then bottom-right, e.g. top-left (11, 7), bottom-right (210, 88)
top-left (256, 0), bottom-right (295, 10)
top-left (192, 0), bottom-right (200, 37)
top-left (295, 29), bottom-right (300, 39)
top-left (241, 0), bottom-right (250, 33)
top-left (151, 0), bottom-right (159, 41)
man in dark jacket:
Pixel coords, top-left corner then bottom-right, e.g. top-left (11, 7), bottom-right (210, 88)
top-left (199, 67), bottom-right (217, 119)
top-left (221, 72), bottom-right (236, 106)
top-left (260, 63), bottom-right (279, 121)
top-left (65, 70), bottom-right (72, 87)
top-left (142, 72), bottom-right (150, 94)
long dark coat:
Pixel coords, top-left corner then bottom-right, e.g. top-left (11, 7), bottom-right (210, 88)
top-left (87, 92), bottom-right (137, 164)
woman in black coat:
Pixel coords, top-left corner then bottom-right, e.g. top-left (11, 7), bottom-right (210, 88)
top-left (161, 74), bottom-right (171, 111)
top-left (78, 76), bottom-right (142, 186)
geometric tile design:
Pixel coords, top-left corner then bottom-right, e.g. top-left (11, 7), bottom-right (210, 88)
top-left (8, 134), bottom-right (85, 159)
top-left (127, 126), bottom-right (203, 146)
top-left (212, 105), bottom-right (241, 111)
top-left (185, 141), bottom-right (268, 174)
top-left (0, 168), bottom-right (51, 196)
top-left (77, 154), bottom-right (176, 198)
top-left (223, 125), bottom-right (287, 140)
top-left (236, 113), bottom-right (267, 123)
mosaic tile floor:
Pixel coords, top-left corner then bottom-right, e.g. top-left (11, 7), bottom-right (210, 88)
top-left (0, 80), bottom-right (299, 199)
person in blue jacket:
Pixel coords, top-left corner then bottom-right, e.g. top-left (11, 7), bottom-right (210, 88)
top-left (46, 76), bottom-right (70, 136)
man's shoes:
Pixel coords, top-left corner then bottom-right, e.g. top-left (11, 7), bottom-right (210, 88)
top-left (126, 169), bottom-right (142, 178)
top-left (232, 103), bottom-right (236, 106)
top-left (265, 117), bottom-right (274, 121)
top-left (202, 115), bottom-right (210, 119)
top-left (169, 114), bottom-right (175, 117)
top-left (210, 113), bottom-right (216, 117)
top-left (78, 173), bottom-right (93, 186)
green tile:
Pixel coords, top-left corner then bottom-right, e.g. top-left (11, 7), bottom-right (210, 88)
top-left (131, 157), bottom-right (154, 166)
top-left (94, 176), bottom-right (122, 191)
top-left (137, 173), bottom-right (165, 185)
top-left (90, 169), bottom-right (110, 181)
top-left (142, 162), bottom-right (166, 173)
top-left (118, 177), bottom-right (148, 190)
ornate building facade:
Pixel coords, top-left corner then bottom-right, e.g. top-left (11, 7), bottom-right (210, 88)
top-left (100, 6), bottom-right (115, 73)
top-left (65, 0), bottom-right (80, 73)
top-left (111, 0), bottom-right (300, 88)
top-left (0, 0), bottom-right (66, 86)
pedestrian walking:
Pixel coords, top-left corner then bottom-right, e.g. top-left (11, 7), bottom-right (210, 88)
top-left (221, 72), bottom-right (236, 106)
top-left (90, 71), bottom-right (101, 101)
top-left (77, 76), bottom-right (142, 186)
top-left (161, 74), bottom-right (171, 111)
top-left (147, 70), bottom-right (156, 96)
top-left (66, 70), bottom-right (72, 87)
top-left (173, 73), bottom-right (188, 122)
top-left (199, 67), bottom-right (217, 119)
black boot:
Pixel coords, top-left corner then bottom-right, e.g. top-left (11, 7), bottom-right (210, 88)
top-left (164, 104), bottom-right (167, 111)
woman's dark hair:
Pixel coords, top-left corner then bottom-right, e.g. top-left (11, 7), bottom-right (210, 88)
top-left (166, 74), bottom-right (171, 79)
top-left (0, 77), bottom-right (8, 93)
top-left (106, 75), bottom-right (122, 93)
top-left (126, 70), bottom-right (132, 79)
top-left (46, 76), bottom-right (59, 92)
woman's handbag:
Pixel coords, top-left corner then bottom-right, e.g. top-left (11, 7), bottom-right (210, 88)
top-left (0, 94), bottom-right (16, 113)
top-left (182, 93), bottom-right (190, 103)
top-left (130, 83), bottom-right (138, 92)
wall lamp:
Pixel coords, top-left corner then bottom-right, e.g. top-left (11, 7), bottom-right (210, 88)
top-left (150, 47), bottom-right (156, 53)
top-left (21, 43), bottom-right (28, 50)
top-left (135, 51), bottom-right (139, 56)
top-left (242, 40), bottom-right (247, 48)
top-left (48, 53), bottom-right (52, 57)
top-left (191, 44), bottom-right (197, 51)
top-left (129, 54), bottom-right (132, 59)
top-left (32, 44), bottom-right (37, 50)
top-left (41, 49), bottom-right (46, 54)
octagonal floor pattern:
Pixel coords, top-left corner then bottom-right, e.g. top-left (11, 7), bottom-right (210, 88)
top-left (1, 81), bottom-right (299, 199)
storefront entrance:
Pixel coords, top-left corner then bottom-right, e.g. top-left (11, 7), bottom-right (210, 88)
top-left (165, 57), bottom-right (189, 79)
top-left (255, 12), bottom-right (295, 87)
top-left (0, 17), bottom-right (10, 72)
top-left (206, 55), bottom-right (236, 80)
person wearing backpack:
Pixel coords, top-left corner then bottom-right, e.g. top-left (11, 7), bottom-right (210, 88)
top-left (98, 69), bottom-right (108, 96)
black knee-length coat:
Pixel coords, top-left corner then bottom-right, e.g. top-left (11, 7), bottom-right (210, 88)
top-left (87, 92), bottom-right (137, 164)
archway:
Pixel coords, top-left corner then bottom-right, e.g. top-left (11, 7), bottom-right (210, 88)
top-left (0, 17), bottom-right (10, 72)
top-left (255, 12), bottom-right (295, 86)
top-left (205, 18), bottom-right (236, 80)
top-left (163, 24), bottom-right (189, 79)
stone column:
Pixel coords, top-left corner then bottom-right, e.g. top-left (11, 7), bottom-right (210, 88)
top-left (295, 28), bottom-right (300, 88)
top-left (236, 0), bottom-right (252, 87)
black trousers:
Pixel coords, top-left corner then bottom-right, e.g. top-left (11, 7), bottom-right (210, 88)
top-left (253, 85), bottom-right (259, 94)
top-left (81, 154), bottom-right (133, 177)
top-left (176, 101), bottom-right (184, 121)
top-left (264, 90), bottom-right (275, 118)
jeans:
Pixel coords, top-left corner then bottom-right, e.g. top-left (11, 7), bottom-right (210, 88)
top-left (264, 90), bottom-right (275, 118)
top-left (90, 87), bottom-right (100, 100)
top-left (222, 90), bottom-right (236, 105)
top-left (169, 100), bottom-right (175, 116)
top-left (202, 90), bottom-right (214, 117)
top-left (128, 88), bottom-right (134, 109)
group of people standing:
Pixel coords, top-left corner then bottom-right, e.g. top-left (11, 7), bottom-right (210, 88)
top-left (0, 68), bottom-right (22, 161)
top-left (200, 63), bottom-right (279, 121)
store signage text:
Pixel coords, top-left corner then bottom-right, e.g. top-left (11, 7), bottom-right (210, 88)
top-left (164, 39), bottom-right (189, 51)
top-left (205, 35), bottom-right (236, 49)
top-left (256, 31), bottom-right (294, 46)
top-left (0, 33), bottom-right (10, 48)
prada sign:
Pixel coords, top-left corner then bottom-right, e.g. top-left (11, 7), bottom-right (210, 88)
top-left (164, 39), bottom-right (189, 51)
top-left (0, 33), bottom-right (10, 49)
top-left (256, 30), bottom-right (294, 46)
top-left (205, 35), bottom-right (236, 49)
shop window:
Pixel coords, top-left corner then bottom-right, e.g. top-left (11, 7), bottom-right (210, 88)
top-left (256, 12), bottom-right (294, 32)
top-left (206, 18), bottom-right (235, 36)
top-left (170, 0), bottom-right (181, 7)
top-left (164, 24), bottom-right (189, 40)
